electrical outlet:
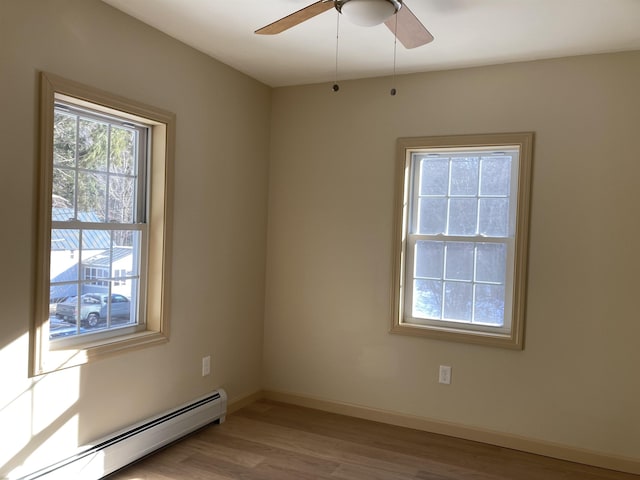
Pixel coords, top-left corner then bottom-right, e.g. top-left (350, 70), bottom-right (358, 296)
top-left (439, 365), bottom-right (452, 384)
top-left (202, 355), bottom-right (211, 377)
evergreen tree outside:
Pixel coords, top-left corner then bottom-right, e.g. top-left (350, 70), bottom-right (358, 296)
top-left (53, 108), bottom-right (138, 247)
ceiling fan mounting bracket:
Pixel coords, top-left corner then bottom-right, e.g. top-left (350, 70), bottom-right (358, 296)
top-left (334, 0), bottom-right (403, 16)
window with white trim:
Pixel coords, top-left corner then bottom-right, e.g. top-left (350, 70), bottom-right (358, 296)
top-left (392, 133), bottom-right (533, 349)
top-left (31, 72), bottom-right (174, 375)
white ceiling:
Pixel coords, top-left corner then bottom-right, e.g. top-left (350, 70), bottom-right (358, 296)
top-left (101, 0), bottom-right (640, 87)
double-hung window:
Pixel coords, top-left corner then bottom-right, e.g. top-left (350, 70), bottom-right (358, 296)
top-left (392, 133), bottom-right (533, 348)
top-left (50, 101), bottom-right (147, 336)
top-left (32, 73), bottom-right (175, 375)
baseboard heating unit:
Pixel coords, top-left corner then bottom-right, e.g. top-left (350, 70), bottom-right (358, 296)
top-left (18, 389), bottom-right (227, 480)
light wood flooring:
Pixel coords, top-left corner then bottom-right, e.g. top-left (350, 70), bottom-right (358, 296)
top-left (107, 400), bottom-right (638, 480)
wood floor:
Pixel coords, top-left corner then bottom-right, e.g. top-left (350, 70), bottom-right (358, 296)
top-left (107, 400), bottom-right (638, 480)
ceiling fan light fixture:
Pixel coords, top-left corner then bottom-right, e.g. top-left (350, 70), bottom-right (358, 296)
top-left (338, 0), bottom-right (401, 27)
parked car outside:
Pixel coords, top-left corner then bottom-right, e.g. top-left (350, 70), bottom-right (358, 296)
top-left (55, 293), bottom-right (130, 328)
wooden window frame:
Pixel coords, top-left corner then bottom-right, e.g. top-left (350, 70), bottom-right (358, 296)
top-left (30, 72), bottom-right (175, 376)
top-left (391, 133), bottom-right (533, 349)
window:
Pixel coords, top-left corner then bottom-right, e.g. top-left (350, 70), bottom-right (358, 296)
top-left (31, 73), bottom-right (175, 375)
top-left (114, 269), bottom-right (128, 286)
top-left (391, 133), bottom-right (533, 349)
top-left (49, 100), bottom-right (144, 337)
top-left (84, 267), bottom-right (110, 287)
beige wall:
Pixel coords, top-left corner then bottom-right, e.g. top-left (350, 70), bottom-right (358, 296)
top-left (264, 52), bottom-right (640, 461)
top-left (0, 0), bottom-right (270, 476)
top-left (2, 0), bottom-right (639, 475)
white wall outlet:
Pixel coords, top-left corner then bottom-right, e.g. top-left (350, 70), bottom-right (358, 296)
top-left (439, 365), bottom-right (452, 384)
top-left (202, 355), bottom-right (211, 377)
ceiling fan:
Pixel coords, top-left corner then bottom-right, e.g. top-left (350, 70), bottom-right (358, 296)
top-left (255, 0), bottom-right (434, 49)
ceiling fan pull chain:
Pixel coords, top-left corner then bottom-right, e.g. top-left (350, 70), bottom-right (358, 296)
top-left (333, 10), bottom-right (341, 92)
top-left (390, 11), bottom-right (398, 96)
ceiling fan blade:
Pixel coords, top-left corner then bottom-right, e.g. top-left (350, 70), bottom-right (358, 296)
top-left (255, 1), bottom-right (335, 35)
top-left (384, 2), bottom-right (434, 49)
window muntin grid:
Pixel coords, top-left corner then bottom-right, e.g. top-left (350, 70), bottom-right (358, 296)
top-left (49, 102), bottom-right (148, 340)
top-left (405, 149), bottom-right (519, 331)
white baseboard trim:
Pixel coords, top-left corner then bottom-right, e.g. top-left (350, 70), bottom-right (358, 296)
top-left (263, 389), bottom-right (640, 476)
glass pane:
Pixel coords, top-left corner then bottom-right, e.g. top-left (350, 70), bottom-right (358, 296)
top-left (413, 279), bottom-right (442, 319)
top-left (114, 230), bottom-right (141, 276)
top-left (77, 172), bottom-right (107, 222)
top-left (78, 118), bottom-right (108, 171)
top-left (50, 283), bottom-right (80, 340)
top-left (419, 158), bottom-right (449, 196)
top-left (448, 198), bottom-right (477, 236)
top-left (475, 243), bottom-right (506, 283)
top-left (445, 242), bottom-right (474, 281)
top-left (108, 176), bottom-right (136, 223)
top-left (415, 241), bottom-right (444, 279)
top-left (50, 229), bottom-right (80, 340)
top-left (81, 228), bottom-right (111, 292)
top-left (75, 290), bottom-right (105, 329)
top-left (50, 229), bottom-right (79, 283)
top-left (479, 198), bottom-right (509, 237)
top-left (112, 230), bottom-right (139, 280)
top-left (474, 284), bottom-right (505, 326)
top-left (52, 167), bottom-right (75, 211)
top-left (443, 282), bottom-right (472, 321)
top-left (480, 156), bottom-right (511, 196)
top-left (110, 126), bottom-right (136, 176)
top-left (418, 198), bottom-right (447, 234)
top-left (110, 280), bottom-right (135, 327)
top-left (53, 111), bottom-right (76, 166)
top-left (450, 157), bottom-right (479, 196)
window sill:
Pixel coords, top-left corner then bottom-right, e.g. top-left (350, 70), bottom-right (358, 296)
top-left (390, 321), bottom-right (523, 350)
top-left (31, 329), bottom-right (168, 377)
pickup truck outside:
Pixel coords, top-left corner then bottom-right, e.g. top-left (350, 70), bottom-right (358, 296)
top-left (55, 293), bottom-right (130, 328)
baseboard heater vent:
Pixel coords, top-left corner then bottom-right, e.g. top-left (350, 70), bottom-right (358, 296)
top-left (19, 389), bottom-right (227, 480)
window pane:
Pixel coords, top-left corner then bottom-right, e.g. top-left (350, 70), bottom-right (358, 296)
top-left (52, 167), bottom-right (75, 211)
top-left (479, 198), bottom-right (509, 237)
top-left (419, 157), bottom-right (449, 196)
top-left (474, 284), bottom-right (505, 326)
top-left (50, 284), bottom-right (80, 339)
top-left (78, 118), bottom-right (108, 171)
top-left (77, 172), bottom-right (107, 222)
top-left (480, 156), bottom-right (511, 196)
top-left (53, 111), bottom-right (76, 166)
top-left (111, 280), bottom-right (135, 327)
top-left (81, 234), bottom-right (109, 292)
top-left (413, 279), bottom-right (442, 319)
top-left (476, 243), bottom-right (506, 283)
top-left (418, 198), bottom-right (447, 234)
top-left (113, 230), bottom-right (141, 277)
top-left (110, 126), bottom-right (136, 176)
top-left (50, 229), bottom-right (80, 290)
top-left (445, 242), bottom-right (474, 281)
top-left (108, 176), bottom-right (136, 223)
top-left (415, 241), bottom-right (444, 279)
top-left (450, 157), bottom-right (479, 196)
top-left (443, 282), bottom-right (472, 321)
top-left (448, 198), bottom-right (477, 236)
